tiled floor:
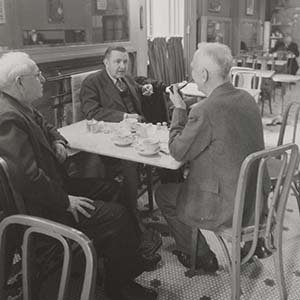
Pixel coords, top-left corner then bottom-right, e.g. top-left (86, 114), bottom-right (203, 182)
top-left (136, 81), bottom-right (300, 300)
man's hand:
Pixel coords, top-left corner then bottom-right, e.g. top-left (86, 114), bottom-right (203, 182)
top-left (53, 142), bottom-right (67, 163)
top-left (67, 195), bottom-right (95, 223)
top-left (169, 84), bottom-right (187, 110)
top-left (141, 84), bottom-right (154, 96)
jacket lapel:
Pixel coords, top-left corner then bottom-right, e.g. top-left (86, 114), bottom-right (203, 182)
top-left (102, 70), bottom-right (126, 109)
top-left (124, 76), bottom-right (142, 114)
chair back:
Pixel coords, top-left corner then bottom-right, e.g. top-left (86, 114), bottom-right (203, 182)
top-left (232, 143), bottom-right (298, 262)
top-left (0, 215), bottom-right (97, 300)
top-left (71, 70), bottom-right (99, 123)
top-left (277, 101), bottom-right (300, 146)
top-left (232, 70), bottom-right (262, 90)
top-left (230, 66), bottom-right (254, 79)
top-left (0, 157), bottom-right (26, 217)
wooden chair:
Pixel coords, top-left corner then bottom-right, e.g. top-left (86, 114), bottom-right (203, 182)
top-left (70, 70), bottom-right (99, 123)
top-left (0, 157), bottom-right (97, 300)
top-left (190, 143), bottom-right (299, 300)
top-left (232, 70), bottom-right (262, 103)
top-left (267, 102), bottom-right (300, 212)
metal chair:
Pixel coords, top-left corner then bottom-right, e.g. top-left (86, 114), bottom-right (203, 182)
top-left (0, 156), bottom-right (97, 300)
top-left (232, 70), bottom-right (262, 103)
top-left (0, 215), bottom-right (97, 300)
top-left (267, 102), bottom-right (300, 212)
top-left (190, 143), bottom-right (299, 300)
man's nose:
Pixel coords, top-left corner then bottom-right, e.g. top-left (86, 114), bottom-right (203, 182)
top-left (119, 61), bottom-right (126, 69)
top-left (40, 74), bottom-right (46, 83)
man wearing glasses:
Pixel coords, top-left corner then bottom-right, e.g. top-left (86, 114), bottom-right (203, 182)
top-left (0, 52), bottom-right (159, 300)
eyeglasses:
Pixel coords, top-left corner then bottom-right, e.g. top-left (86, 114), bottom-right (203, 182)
top-left (20, 71), bottom-right (44, 81)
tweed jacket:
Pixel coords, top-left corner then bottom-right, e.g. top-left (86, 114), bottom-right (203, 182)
top-left (169, 82), bottom-right (269, 230)
top-left (79, 69), bottom-right (143, 122)
top-left (0, 92), bottom-right (69, 222)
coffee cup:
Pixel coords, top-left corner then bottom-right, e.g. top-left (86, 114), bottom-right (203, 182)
top-left (121, 118), bottom-right (138, 131)
top-left (141, 138), bottom-right (160, 153)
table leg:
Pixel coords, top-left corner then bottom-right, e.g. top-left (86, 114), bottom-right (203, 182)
top-left (280, 83), bottom-right (287, 115)
top-left (145, 165), bottom-right (154, 211)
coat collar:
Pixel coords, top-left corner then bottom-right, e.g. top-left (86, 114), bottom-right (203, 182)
top-left (101, 70), bottom-right (142, 115)
top-left (0, 92), bottom-right (56, 155)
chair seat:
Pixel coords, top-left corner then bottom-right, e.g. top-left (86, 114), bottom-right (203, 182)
top-left (215, 224), bottom-right (267, 243)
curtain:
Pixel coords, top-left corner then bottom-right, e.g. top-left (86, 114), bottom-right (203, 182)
top-left (148, 37), bottom-right (185, 85)
top-left (167, 37), bottom-right (185, 83)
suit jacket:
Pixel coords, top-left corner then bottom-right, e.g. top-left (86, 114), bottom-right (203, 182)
top-left (80, 69), bottom-right (143, 122)
top-left (0, 92), bottom-right (69, 223)
top-left (169, 82), bottom-right (269, 230)
top-left (270, 41), bottom-right (299, 74)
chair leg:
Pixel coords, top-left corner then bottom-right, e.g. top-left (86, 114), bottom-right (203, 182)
top-left (261, 98), bottom-right (265, 116)
top-left (273, 228), bottom-right (288, 300)
top-left (231, 238), bottom-right (242, 300)
top-left (145, 166), bottom-right (154, 211)
top-left (215, 234), bottom-right (232, 273)
top-left (291, 180), bottom-right (300, 215)
top-left (269, 98), bottom-right (272, 114)
top-left (190, 228), bottom-right (199, 276)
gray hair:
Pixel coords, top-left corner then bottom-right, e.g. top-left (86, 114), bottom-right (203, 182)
top-left (0, 52), bottom-right (36, 89)
top-left (194, 43), bottom-right (233, 79)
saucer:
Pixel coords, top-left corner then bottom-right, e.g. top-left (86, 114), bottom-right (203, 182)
top-left (136, 146), bottom-right (160, 156)
top-left (112, 136), bottom-right (134, 146)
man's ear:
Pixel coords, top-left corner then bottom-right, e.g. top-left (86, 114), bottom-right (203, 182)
top-left (103, 58), bottom-right (108, 68)
top-left (15, 76), bottom-right (23, 87)
top-left (202, 68), bottom-right (209, 83)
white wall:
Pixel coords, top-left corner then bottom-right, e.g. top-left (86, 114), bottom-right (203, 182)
top-left (147, 0), bottom-right (184, 38)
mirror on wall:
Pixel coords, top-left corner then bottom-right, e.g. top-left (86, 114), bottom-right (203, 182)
top-left (239, 20), bottom-right (261, 53)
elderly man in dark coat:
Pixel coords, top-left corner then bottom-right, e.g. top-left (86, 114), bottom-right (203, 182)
top-left (0, 52), bottom-right (159, 300)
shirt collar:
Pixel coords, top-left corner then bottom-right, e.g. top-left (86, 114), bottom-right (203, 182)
top-left (106, 68), bottom-right (117, 85)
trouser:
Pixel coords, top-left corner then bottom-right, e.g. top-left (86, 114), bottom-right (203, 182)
top-left (155, 183), bottom-right (210, 256)
top-left (102, 157), bottom-right (139, 211)
top-left (62, 177), bottom-right (145, 285)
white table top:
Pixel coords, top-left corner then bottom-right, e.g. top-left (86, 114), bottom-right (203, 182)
top-left (272, 74), bottom-right (300, 83)
top-left (245, 57), bottom-right (287, 67)
top-left (59, 121), bottom-right (183, 170)
top-left (231, 69), bottom-right (275, 79)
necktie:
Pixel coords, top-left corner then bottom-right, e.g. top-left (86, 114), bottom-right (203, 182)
top-left (115, 78), bottom-right (128, 93)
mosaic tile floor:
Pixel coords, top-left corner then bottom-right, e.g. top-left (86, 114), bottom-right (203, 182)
top-left (136, 190), bottom-right (300, 300)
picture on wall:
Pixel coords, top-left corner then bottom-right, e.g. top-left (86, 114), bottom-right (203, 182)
top-left (0, 0), bottom-right (6, 24)
top-left (47, 0), bottom-right (64, 23)
top-left (246, 0), bottom-right (255, 16)
top-left (208, 0), bottom-right (222, 13)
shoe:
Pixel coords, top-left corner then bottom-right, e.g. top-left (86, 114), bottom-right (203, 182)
top-left (106, 280), bottom-right (158, 300)
top-left (241, 239), bottom-right (272, 260)
top-left (173, 250), bottom-right (218, 273)
top-left (140, 253), bottom-right (162, 271)
top-left (138, 228), bottom-right (162, 256)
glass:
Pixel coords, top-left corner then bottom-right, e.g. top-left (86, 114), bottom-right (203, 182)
top-left (20, 71), bottom-right (44, 80)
